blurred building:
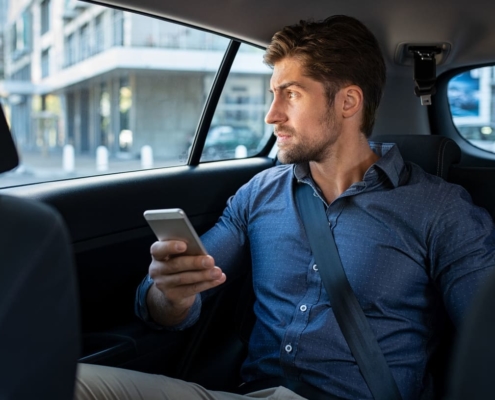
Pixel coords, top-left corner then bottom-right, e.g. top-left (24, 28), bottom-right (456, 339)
top-left (0, 0), bottom-right (8, 78)
top-left (1, 0), bottom-right (271, 160)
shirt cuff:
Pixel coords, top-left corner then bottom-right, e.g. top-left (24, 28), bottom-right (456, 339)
top-left (134, 274), bottom-right (202, 331)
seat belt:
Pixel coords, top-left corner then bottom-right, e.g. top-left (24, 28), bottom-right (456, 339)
top-left (295, 182), bottom-right (402, 400)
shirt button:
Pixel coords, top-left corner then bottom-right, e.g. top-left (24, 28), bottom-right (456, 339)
top-left (313, 264), bottom-right (318, 271)
top-left (300, 305), bottom-right (307, 312)
top-left (285, 344), bottom-right (292, 353)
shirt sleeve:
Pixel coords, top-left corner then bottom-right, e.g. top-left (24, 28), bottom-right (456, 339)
top-left (134, 274), bottom-right (202, 330)
top-left (200, 184), bottom-right (252, 297)
top-left (429, 183), bottom-right (495, 327)
top-left (134, 178), bottom-right (254, 328)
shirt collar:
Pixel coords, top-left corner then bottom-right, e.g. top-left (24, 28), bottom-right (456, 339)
top-left (293, 141), bottom-right (406, 189)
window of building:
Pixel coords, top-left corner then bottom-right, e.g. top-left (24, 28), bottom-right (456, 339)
top-left (80, 24), bottom-right (90, 60)
top-left (64, 32), bottom-right (76, 66)
top-left (448, 67), bottom-right (495, 153)
top-left (41, 48), bottom-right (50, 78)
top-left (11, 64), bottom-right (31, 81)
top-left (12, 11), bottom-right (31, 58)
top-left (94, 13), bottom-right (104, 54)
top-left (41, 0), bottom-right (51, 35)
top-left (113, 10), bottom-right (124, 46)
top-left (31, 94), bottom-right (62, 153)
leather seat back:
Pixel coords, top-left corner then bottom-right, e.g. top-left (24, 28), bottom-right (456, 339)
top-left (0, 103), bottom-right (81, 399)
top-left (0, 105), bottom-right (19, 174)
top-left (372, 134), bottom-right (461, 180)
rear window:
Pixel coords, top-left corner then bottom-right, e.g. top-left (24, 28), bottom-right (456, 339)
top-left (448, 67), bottom-right (495, 153)
top-left (201, 44), bottom-right (272, 162)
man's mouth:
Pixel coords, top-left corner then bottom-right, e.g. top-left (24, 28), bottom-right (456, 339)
top-left (277, 132), bottom-right (293, 143)
top-left (275, 129), bottom-right (294, 146)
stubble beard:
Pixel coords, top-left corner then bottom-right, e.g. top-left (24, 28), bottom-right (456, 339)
top-left (276, 111), bottom-right (339, 165)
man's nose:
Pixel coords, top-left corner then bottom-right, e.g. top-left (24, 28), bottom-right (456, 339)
top-left (265, 98), bottom-right (286, 125)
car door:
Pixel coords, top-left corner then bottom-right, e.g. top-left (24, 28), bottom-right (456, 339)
top-left (0, 1), bottom-right (274, 387)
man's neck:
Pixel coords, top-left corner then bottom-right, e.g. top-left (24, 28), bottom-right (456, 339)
top-left (309, 135), bottom-right (379, 204)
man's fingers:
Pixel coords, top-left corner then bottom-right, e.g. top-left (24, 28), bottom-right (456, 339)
top-left (150, 241), bottom-right (215, 271)
top-left (150, 255), bottom-right (215, 277)
top-left (148, 239), bottom-right (223, 302)
top-left (164, 272), bottom-right (227, 301)
top-left (163, 266), bottom-right (224, 287)
top-left (150, 240), bottom-right (188, 259)
top-left (151, 265), bottom-right (224, 289)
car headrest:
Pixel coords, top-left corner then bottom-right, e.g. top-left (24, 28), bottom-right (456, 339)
top-left (372, 134), bottom-right (461, 180)
top-left (0, 104), bottom-right (19, 174)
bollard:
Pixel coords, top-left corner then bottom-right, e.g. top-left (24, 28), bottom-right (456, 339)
top-left (63, 144), bottom-right (75, 173)
top-left (96, 146), bottom-right (109, 171)
top-left (141, 145), bottom-right (154, 169)
top-left (235, 145), bottom-right (248, 158)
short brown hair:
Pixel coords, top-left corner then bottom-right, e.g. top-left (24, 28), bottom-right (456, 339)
top-left (264, 15), bottom-right (386, 137)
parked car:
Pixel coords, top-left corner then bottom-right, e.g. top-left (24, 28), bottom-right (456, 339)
top-left (182, 125), bottom-right (263, 162)
top-left (201, 125), bottom-right (262, 161)
top-left (2, 0), bottom-right (495, 398)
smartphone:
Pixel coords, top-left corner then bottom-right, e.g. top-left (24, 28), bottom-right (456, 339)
top-left (143, 208), bottom-right (207, 256)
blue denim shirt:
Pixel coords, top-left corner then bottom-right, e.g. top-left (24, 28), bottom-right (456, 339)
top-left (136, 142), bottom-right (495, 399)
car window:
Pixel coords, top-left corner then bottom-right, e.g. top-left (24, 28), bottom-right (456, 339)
top-left (0, 1), bottom-right (231, 188)
top-left (200, 44), bottom-right (273, 162)
top-left (448, 67), bottom-right (495, 153)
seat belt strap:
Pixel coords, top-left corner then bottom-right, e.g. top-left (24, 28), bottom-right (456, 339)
top-left (295, 182), bottom-right (402, 400)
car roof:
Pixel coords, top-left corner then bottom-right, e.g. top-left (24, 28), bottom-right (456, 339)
top-left (97, 0), bottom-right (495, 77)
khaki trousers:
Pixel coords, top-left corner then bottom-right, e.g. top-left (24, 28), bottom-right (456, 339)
top-left (75, 364), bottom-right (307, 400)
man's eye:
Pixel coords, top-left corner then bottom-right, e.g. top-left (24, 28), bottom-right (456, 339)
top-left (288, 91), bottom-right (296, 99)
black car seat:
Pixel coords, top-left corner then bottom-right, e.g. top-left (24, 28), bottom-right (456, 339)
top-left (447, 268), bottom-right (495, 400)
top-left (0, 103), bottom-right (81, 399)
top-left (372, 134), bottom-right (461, 179)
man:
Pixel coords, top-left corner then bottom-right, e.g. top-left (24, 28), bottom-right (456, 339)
top-left (75, 15), bottom-right (495, 400)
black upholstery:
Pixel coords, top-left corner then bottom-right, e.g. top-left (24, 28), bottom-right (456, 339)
top-left (0, 103), bottom-right (19, 173)
top-left (0, 102), bottom-right (80, 399)
top-left (450, 167), bottom-right (495, 220)
top-left (372, 134), bottom-right (461, 180)
top-left (448, 269), bottom-right (495, 400)
top-left (0, 195), bottom-right (81, 399)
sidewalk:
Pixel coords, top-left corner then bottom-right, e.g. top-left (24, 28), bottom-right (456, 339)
top-left (0, 150), bottom-right (180, 188)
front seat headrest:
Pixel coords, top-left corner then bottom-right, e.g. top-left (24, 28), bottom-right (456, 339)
top-left (0, 103), bottom-right (19, 174)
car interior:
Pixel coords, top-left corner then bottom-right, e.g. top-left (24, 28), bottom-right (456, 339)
top-left (2, 0), bottom-right (495, 398)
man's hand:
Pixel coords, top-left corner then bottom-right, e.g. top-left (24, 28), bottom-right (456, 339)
top-left (147, 240), bottom-right (226, 326)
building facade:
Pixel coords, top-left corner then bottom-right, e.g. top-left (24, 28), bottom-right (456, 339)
top-left (2, 0), bottom-right (271, 162)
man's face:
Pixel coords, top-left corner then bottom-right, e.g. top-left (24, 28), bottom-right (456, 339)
top-left (265, 57), bottom-right (341, 164)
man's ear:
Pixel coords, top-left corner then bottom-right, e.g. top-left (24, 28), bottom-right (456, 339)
top-left (341, 85), bottom-right (364, 118)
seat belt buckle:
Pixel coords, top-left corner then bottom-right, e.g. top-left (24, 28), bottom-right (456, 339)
top-left (409, 46), bottom-right (442, 106)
